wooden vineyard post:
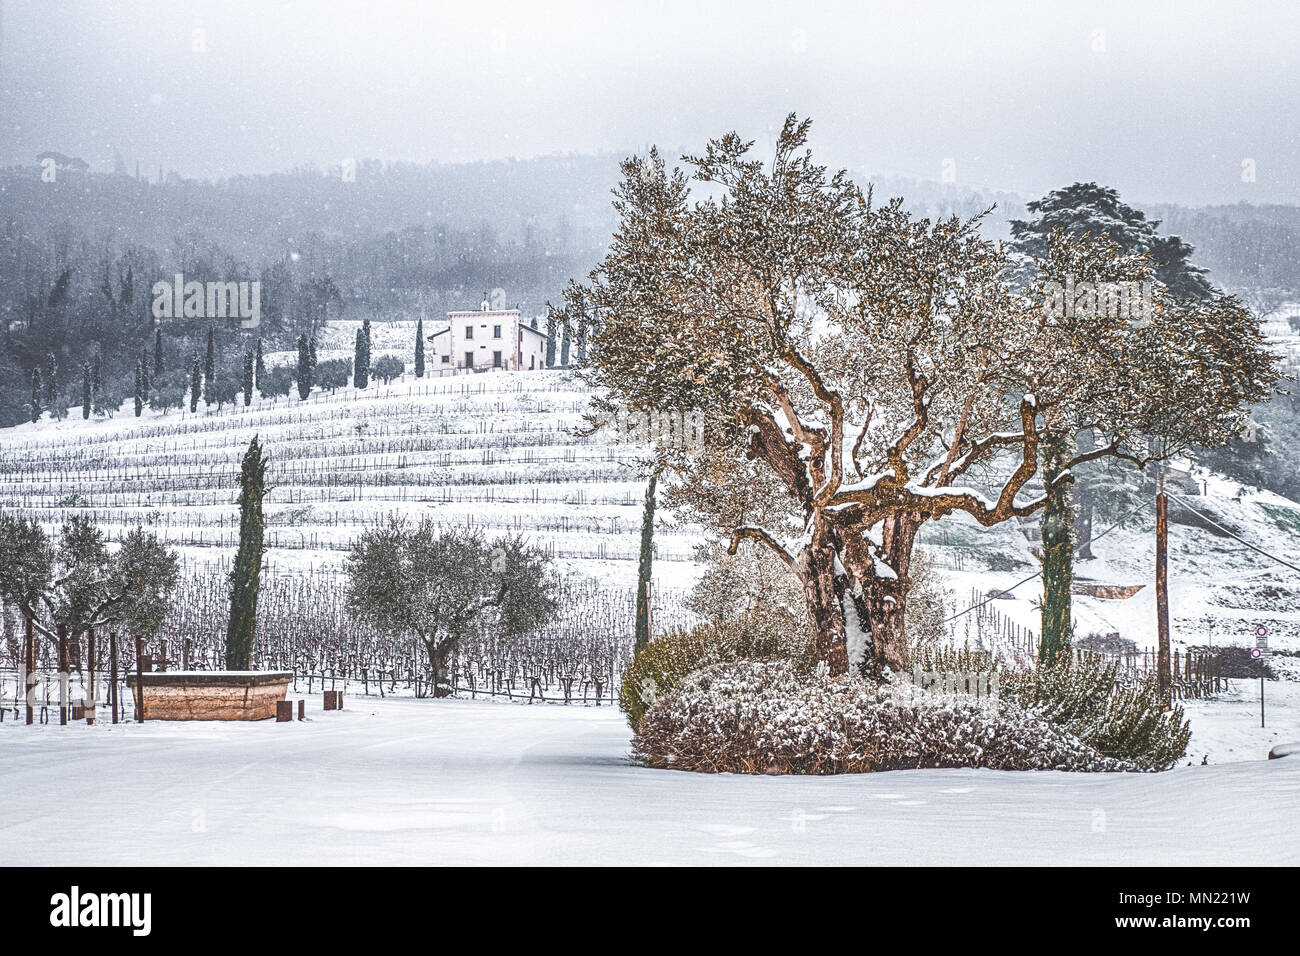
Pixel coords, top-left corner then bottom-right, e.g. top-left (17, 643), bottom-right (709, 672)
top-left (1155, 477), bottom-right (1172, 711)
top-left (110, 630), bottom-right (119, 725)
top-left (135, 636), bottom-right (145, 722)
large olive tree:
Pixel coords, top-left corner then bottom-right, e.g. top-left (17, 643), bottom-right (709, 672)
top-left (572, 115), bottom-right (1276, 678)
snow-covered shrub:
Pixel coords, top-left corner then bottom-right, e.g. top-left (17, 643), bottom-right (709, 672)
top-left (633, 659), bottom-right (1135, 774)
top-left (1000, 656), bottom-right (1190, 771)
top-left (618, 612), bottom-right (809, 730)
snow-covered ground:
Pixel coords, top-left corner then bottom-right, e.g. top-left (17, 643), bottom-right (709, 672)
top-left (1, 695), bottom-right (1295, 866)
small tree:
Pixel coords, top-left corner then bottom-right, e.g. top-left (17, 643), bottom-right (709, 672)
top-left (140, 347), bottom-right (150, 395)
top-left (82, 363), bottom-right (92, 420)
top-left (30, 368), bottom-right (41, 422)
top-left (346, 520), bottom-right (557, 697)
top-left (154, 327), bottom-right (164, 377)
top-left (133, 361), bottom-right (144, 418)
top-left (254, 337), bottom-right (266, 386)
top-left (414, 317), bottom-right (425, 378)
top-left (372, 355), bottom-right (404, 384)
top-left (226, 437), bottom-right (267, 670)
top-left (91, 353), bottom-right (104, 416)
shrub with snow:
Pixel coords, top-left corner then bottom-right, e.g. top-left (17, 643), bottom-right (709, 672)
top-left (633, 659), bottom-right (1135, 774)
top-left (618, 611), bottom-right (809, 729)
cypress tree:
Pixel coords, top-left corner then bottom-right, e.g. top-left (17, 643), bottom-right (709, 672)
top-left (296, 334), bottom-right (312, 399)
top-left (255, 338), bottom-right (266, 386)
top-left (242, 348), bottom-right (254, 406)
top-left (189, 351), bottom-right (202, 412)
top-left (414, 317), bottom-right (425, 378)
top-left (154, 327), bottom-right (164, 377)
top-left (203, 327), bottom-right (216, 406)
top-left (559, 319), bottom-right (571, 367)
top-left (91, 353), bottom-right (104, 416)
top-left (140, 347), bottom-right (150, 395)
top-left (545, 315), bottom-right (557, 367)
top-left (81, 363), bottom-right (92, 420)
top-left (226, 436), bottom-right (268, 670)
top-left (634, 472), bottom-right (658, 652)
top-left (30, 368), bottom-right (40, 422)
top-left (42, 353), bottom-right (58, 417)
top-left (133, 361), bottom-right (144, 417)
top-left (1039, 431), bottom-right (1075, 665)
top-left (354, 327), bottom-right (369, 388)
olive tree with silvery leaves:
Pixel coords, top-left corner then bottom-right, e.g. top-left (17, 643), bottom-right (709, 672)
top-left (575, 114), bottom-right (1276, 680)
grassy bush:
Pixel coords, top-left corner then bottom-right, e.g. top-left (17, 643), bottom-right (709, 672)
top-left (619, 610), bottom-right (808, 729)
top-left (633, 659), bottom-right (1134, 774)
top-left (1000, 656), bottom-right (1191, 771)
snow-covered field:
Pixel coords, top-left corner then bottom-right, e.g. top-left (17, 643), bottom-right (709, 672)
top-left (1, 695), bottom-right (1295, 866)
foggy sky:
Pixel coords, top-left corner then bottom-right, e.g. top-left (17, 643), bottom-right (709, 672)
top-left (2, 0), bottom-right (1298, 206)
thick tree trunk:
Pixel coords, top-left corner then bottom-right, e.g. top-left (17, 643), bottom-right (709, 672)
top-left (425, 638), bottom-right (457, 698)
top-left (800, 513), bottom-right (916, 678)
top-left (863, 515), bottom-right (917, 677)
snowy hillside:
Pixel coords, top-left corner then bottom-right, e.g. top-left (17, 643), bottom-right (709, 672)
top-left (0, 360), bottom-right (702, 591)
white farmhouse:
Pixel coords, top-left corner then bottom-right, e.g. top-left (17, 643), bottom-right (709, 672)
top-left (429, 300), bottom-right (548, 372)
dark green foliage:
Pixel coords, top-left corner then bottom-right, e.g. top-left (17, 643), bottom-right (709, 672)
top-left (204, 326), bottom-right (216, 382)
top-left (226, 437), bottom-right (268, 670)
top-left (619, 611), bottom-right (809, 729)
top-left (1039, 432), bottom-right (1073, 665)
top-left (189, 351), bottom-right (201, 412)
top-left (91, 354), bottom-right (104, 416)
top-left (254, 338), bottom-right (266, 386)
top-left (634, 473), bottom-right (656, 652)
top-left (242, 348), bottom-right (255, 405)
top-left (154, 328), bottom-right (164, 377)
top-left (258, 364), bottom-right (294, 398)
top-left (82, 363), bottom-right (92, 420)
top-left (295, 334), bottom-right (313, 399)
top-left (43, 353), bottom-right (63, 420)
top-left (133, 362), bottom-right (143, 417)
top-left (545, 313), bottom-right (557, 367)
top-left (140, 348), bottom-right (150, 395)
top-left (414, 317), bottom-right (425, 378)
top-left (559, 318), bottom-right (571, 366)
top-left (314, 357), bottom-right (351, 391)
top-left (372, 354), bottom-right (404, 383)
top-left (1001, 655), bottom-right (1192, 770)
top-left (354, 327), bottom-right (369, 388)
top-left (30, 368), bottom-right (40, 422)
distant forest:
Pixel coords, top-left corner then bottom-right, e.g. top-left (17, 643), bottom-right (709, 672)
top-left (2, 153), bottom-right (1298, 428)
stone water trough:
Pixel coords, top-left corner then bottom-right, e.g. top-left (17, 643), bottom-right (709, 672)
top-left (131, 671), bottom-right (293, 720)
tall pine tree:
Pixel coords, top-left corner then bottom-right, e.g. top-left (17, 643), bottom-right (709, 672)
top-left (203, 327), bottom-right (217, 406)
top-left (255, 338), bottom-right (266, 387)
top-left (30, 369), bottom-right (40, 422)
top-left (81, 363), bottom-right (92, 420)
top-left (226, 436), bottom-right (268, 670)
top-left (140, 347), bottom-right (150, 395)
top-left (154, 327), bottom-right (164, 377)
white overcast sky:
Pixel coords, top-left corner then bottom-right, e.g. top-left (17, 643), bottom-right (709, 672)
top-left (2, 0), bottom-right (1298, 205)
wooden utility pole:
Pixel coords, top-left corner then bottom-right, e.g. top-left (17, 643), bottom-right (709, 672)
top-left (57, 624), bottom-right (68, 726)
top-left (24, 615), bottom-right (34, 726)
top-left (1155, 472), bottom-right (1172, 711)
top-left (87, 628), bottom-right (96, 725)
top-left (109, 630), bottom-right (119, 725)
